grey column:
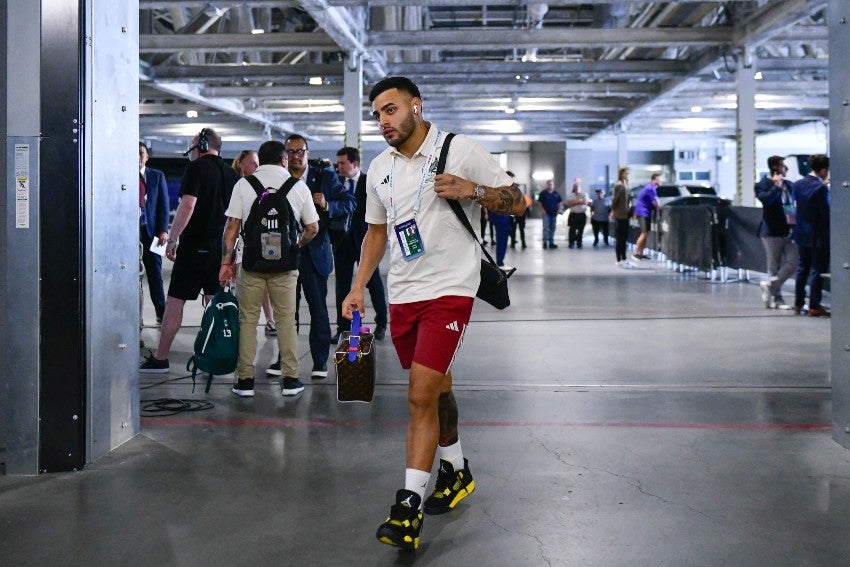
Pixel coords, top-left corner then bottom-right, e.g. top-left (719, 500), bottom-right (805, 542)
top-left (342, 53), bottom-right (363, 149)
top-left (735, 47), bottom-right (756, 206)
top-left (4, 0), bottom-right (44, 475)
top-left (616, 130), bottom-right (628, 170)
top-left (829, 0), bottom-right (850, 450)
top-left (83, 0), bottom-right (140, 463)
top-left (2, 0), bottom-right (139, 475)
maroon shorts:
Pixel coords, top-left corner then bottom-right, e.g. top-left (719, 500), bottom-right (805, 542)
top-left (389, 296), bottom-right (474, 375)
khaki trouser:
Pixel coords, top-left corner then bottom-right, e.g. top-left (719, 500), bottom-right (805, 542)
top-left (236, 268), bottom-right (299, 380)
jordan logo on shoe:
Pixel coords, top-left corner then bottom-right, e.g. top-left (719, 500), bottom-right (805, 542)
top-left (445, 321), bottom-right (460, 332)
top-left (401, 494), bottom-right (415, 508)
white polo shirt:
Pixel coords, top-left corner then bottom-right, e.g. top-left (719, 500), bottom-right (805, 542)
top-left (226, 164), bottom-right (318, 227)
top-left (365, 124), bottom-right (512, 304)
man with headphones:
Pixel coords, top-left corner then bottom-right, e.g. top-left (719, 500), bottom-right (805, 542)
top-left (140, 128), bottom-right (240, 373)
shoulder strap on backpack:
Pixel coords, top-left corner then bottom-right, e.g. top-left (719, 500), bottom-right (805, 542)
top-left (245, 174), bottom-right (265, 197)
top-left (279, 176), bottom-right (299, 196)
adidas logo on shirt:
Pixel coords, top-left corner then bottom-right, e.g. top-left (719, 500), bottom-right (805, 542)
top-left (445, 321), bottom-right (460, 332)
top-left (267, 208), bottom-right (279, 216)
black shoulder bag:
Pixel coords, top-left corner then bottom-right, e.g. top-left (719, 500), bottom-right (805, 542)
top-left (439, 133), bottom-right (515, 310)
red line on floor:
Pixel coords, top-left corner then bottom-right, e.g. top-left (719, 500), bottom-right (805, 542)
top-left (141, 417), bottom-right (830, 431)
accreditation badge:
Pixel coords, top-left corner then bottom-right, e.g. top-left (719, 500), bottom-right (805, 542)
top-left (394, 218), bottom-right (425, 261)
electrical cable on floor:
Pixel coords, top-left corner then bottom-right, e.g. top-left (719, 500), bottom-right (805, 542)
top-left (141, 398), bottom-right (214, 417)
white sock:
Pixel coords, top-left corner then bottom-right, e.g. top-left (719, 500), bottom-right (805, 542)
top-left (438, 439), bottom-right (465, 473)
top-left (404, 468), bottom-right (431, 508)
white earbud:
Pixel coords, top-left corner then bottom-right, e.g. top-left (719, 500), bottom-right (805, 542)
top-left (413, 106), bottom-right (418, 114)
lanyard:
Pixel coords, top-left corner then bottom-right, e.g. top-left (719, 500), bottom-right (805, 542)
top-left (387, 131), bottom-right (441, 223)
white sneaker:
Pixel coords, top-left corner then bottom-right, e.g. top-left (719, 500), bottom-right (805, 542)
top-left (759, 281), bottom-right (771, 308)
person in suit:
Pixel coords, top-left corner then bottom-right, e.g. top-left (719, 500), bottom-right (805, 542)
top-left (792, 154), bottom-right (831, 317)
top-left (332, 146), bottom-right (388, 343)
top-left (285, 134), bottom-right (356, 378)
top-left (139, 142), bottom-right (170, 324)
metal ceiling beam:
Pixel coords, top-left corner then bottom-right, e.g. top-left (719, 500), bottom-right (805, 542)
top-left (295, 0), bottom-right (388, 80)
top-left (368, 27), bottom-right (736, 50)
top-left (201, 81), bottom-right (661, 98)
top-left (605, 0), bottom-right (827, 137)
top-left (149, 58), bottom-right (694, 82)
top-left (141, 27), bottom-right (737, 55)
top-left (140, 32), bottom-right (339, 53)
top-left (735, 0), bottom-right (828, 47)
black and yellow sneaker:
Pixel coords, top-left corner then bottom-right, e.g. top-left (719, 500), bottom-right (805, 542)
top-left (423, 458), bottom-right (475, 515)
top-left (375, 489), bottom-right (423, 550)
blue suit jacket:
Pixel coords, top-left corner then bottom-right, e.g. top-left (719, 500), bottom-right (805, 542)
top-left (792, 174), bottom-right (830, 248)
top-left (345, 173), bottom-right (369, 249)
top-left (141, 167), bottom-right (170, 239)
top-left (301, 164), bottom-right (356, 276)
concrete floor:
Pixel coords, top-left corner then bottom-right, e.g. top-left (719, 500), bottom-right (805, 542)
top-left (2, 220), bottom-right (848, 566)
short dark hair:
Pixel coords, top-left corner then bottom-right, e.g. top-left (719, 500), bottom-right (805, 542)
top-left (257, 141), bottom-right (286, 166)
top-left (284, 133), bottom-right (308, 150)
top-left (369, 76), bottom-right (421, 103)
top-left (767, 155), bottom-right (784, 170)
top-left (810, 154), bottom-right (829, 173)
top-left (336, 146), bottom-right (360, 164)
top-left (139, 141), bottom-right (149, 153)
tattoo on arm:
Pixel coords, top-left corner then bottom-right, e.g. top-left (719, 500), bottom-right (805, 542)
top-left (478, 183), bottom-right (526, 216)
top-left (437, 392), bottom-right (459, 446)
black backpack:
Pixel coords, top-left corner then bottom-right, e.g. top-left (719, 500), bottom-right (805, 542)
top-left (241, 175), bottom-right (301, 273)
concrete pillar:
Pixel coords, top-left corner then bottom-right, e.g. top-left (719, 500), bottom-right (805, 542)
top-left (2, 0), bottom-right (139, 474)
top-left (617, 130), bottom-right (628, 170)
top-left (735, 48), bottom-right (757, 206)
top-left (829, 0), bottom-right (850, 450)
top-left (342, 54), bottom-right (363, 150)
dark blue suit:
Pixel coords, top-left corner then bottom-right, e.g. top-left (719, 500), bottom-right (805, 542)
top-left (333, 173), bottom-right (388, 334)
top-left (140, 167), bottom-right (170, 320)
top-left (792, 174), bottom-right (830, 310)
top-left (297, 163), bottom-right (356, 367)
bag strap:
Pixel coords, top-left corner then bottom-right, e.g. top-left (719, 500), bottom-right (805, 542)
top-left (246, 175), bottom-right (298, 198)
top-left (245, 174), bottom-right (265, 197)
top-left (439, 133), bottom-right (500, 268)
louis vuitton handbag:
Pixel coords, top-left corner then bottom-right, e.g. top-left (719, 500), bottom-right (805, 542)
top-left (333, 311), bottom-right (376, 402)
top-left (440, 133), bottom-right (515, 310)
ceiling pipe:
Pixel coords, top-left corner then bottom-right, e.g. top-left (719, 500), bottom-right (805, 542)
top-left (523, 3), bottom-right (548, 63)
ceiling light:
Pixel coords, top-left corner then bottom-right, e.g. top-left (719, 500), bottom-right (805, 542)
top-left (309, 76), bottom-right (323, 86)
top-left (504, 107), bottom-right (516, 114)
top-left (691, 106), bottom-right (703, 113)
top-left (531, 169), bottom-right (554, 181)
top-left (186, 110), bottom-right (198, 118)
top-left (251, 28), bottom-right (264, 35)
top-left (754, 71), bottom-right (763, 80)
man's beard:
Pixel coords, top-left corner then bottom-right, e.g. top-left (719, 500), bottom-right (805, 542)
top-left (386, 113), bottom-right (417, 148)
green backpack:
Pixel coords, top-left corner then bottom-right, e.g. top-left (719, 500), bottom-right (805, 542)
top-left (186, 286), bottom-right (240, 393)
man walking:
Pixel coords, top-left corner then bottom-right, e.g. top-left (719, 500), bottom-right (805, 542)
top-left (140, 128), bottom-right (239, 372)
top-left (633, 173), bottom-right (661, 261)
top-left (755, 156), bottom-right (797, 309)
top-left (537, 179), bottom-right (562, 249)
top-left (792, 154), bottom-right (831, 317)
top-left (342, 76), bottom-right (526, 551)
top-left (220, 141), bottom-right (318, 397)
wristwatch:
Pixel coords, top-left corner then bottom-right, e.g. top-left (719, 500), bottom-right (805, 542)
top-left (472, 184), bottom-right (486, 201)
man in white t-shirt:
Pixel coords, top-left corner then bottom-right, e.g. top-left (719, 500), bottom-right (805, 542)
top-left (219, 140), bottom-right (319, 398)
top-left (341, 76), bottom-right (526, 551)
